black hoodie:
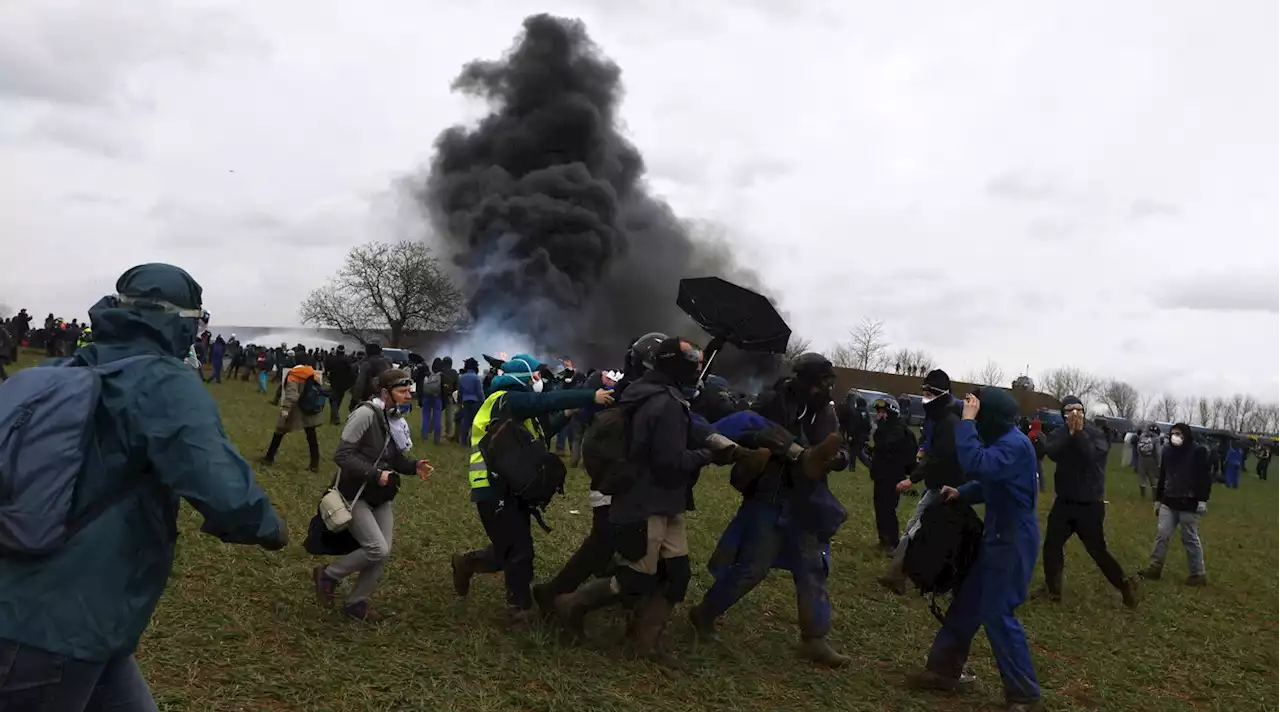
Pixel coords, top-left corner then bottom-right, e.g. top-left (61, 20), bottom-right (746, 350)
top-left (909, 393), bottom-right (965, 490)
top-left (1157, 425), bottom-right (1212, 512)
top-left (1045, 422), bottom-right (1110, 503)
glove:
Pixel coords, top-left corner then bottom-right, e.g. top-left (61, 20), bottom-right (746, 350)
top-left (1196, 501), bottom-right (1207, 515)
top-left (262, 526), bottom-right (289, 551)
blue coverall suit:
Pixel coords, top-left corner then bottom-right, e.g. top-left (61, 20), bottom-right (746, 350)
top-left (928, 419), bottom-right (1041, 704)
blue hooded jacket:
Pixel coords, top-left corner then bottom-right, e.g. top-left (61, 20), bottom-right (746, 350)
top-left (0, 264), bottom-right (285, 661)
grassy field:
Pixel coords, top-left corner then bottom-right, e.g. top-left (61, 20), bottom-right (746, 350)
top-left (10, 353), bottom-right (1277, 711)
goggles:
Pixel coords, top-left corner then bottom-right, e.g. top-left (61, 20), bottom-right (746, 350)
top-left (115, 295), bottom-right (209, 324)
top-left (387, 378), bottom-right (414, 390)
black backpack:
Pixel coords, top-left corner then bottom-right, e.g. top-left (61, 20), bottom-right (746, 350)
top-left (298, 377), bottom-right (329, 416)
top-left (904, 500), bottom-right (985, 623)
top-left (478, 416), bottom-right (565, 531)
top-left (581, 394), bottom-right (660, 496)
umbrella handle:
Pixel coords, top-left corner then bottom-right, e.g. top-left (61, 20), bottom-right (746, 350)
top-left (700, 337), bottom-right (726, 380)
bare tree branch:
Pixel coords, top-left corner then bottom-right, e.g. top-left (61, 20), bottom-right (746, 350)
top-left (1156, 394), bottom-right (1179, 422)
top-left (300, 240), bottom-right (462, 347)
top-left (1039, 367), bottom-right (1101, 402)
top-left (1098, 379), bottom-right (1141, 420)
top-left (965, 360), bottom-right (1007, 386)
top-left (785, 337), bottom-right (813, 362)
top-left (845, 317), bottom-right (889, 371)
top-left (1196, 397), bottom-right (1212, 428)
top-left (828, 342), bottom-right (856, 369)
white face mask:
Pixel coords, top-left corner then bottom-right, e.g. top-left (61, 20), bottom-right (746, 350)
top-left (531, 377), bottom-right (544, 393)
top-left (1171, 434), bottom-right (1184, 447)
top-left (922, 393), bottom-right (938, 405)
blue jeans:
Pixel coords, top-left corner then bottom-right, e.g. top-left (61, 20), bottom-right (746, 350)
top-left (0, 641), bottom-right (157, 711)
top-left (420, 395), bottom-right (443, 443)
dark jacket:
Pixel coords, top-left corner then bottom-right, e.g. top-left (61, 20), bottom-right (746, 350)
top-left (909, 393), bottom-right (965, 490)
top-left (1045, 423), bottom-right (1110, 502)
top-left (1157, 442), bottom-right (1212, 512)
top-left (609, 372), bottom-right (713, 524)
top-left (326, 351), bottom-right (354, 390)
top-left (870, 416), bottom-right (917, 481)
top-left (335, 403), bottom-right (419, 506)
top-left (458, 370), bottom-right (484, 403)
top-left (441, 368), bottom-right (459, 398)
top-left (352, 355), bottom-right (391, 401)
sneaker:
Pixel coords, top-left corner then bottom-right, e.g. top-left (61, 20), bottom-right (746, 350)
top-left (313, 565), bottom-right (337, 606)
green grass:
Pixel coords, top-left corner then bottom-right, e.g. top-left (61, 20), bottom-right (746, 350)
top-left (11, 353), bottom-right (1278, 710)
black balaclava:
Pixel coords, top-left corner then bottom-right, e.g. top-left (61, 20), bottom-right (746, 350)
top-left (653, 336), bottom-right (702, 390)
top-left (973, 386), bottom-right (1020, 445)
top-left (791, 352), bottom-right (836, 409)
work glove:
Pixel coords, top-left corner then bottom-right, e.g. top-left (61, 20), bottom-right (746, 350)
top-left (1196, 501), bottom-right (1208, 515)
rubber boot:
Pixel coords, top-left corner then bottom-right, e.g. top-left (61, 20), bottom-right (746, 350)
top-left (260, 432), bottom-right (284, 466)
top-left (800, 434), bottom-right (843, 481)
top-left (305, 427), bottom-right (320, 473)
top-left (451, 553), bottom-right (475, 597)
top-left (1120, 577), bottom-right (1139, 609)
top-left (632, 595), bottom-right (681, 669)
top-left (553, 578), bottom-right (616, 642)
top-left (798, 637), bottom-right (850, 669)
top-left (687, 601), bottom-right (718, 641)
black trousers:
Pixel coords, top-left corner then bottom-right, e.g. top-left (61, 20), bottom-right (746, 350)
top-left (546, 506), bottom-right (615, 595)
top-left (466, 498), bottom-right (535, 609)
top-left (1042, 499), bottom-right (1126, 591)
top-left (329, 389), bottom-right (347, 423)
top-left (872, 478), bottom-right (901, 547)
top-left (1258, 458), bottom-right (1271, 481)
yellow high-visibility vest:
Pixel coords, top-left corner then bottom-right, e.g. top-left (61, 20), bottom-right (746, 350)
top-left (468, 389), bottom-right (543, 490)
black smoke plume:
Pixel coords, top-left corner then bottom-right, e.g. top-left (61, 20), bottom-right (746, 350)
top-left (417, 14), bottom-right (783, 378)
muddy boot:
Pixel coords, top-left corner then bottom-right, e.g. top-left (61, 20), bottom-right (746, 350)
top-left (450, 553), bottom-right (475, 597)
top-left (1185, 574), bottom-right (1208, 587)
top-left (799, 434), bottom-right (843, 481)
top-left (554, 578), bottom-right (616, 642)
top-left (632, 595), bottom-right (681, 670)
top-left (727, 446), bottom-right (773, 491)
top-left (906, 668), bottom-right (975, 694)
top-left (877, 573), bottom-right (907, 596)
top-left (1039, 572), bottom-right (1063, 602)
top-left (344, 600), bottom-right (388, 623)
top-left (260, 432), bottom-right (284, 467)
top-left (1120, 577), bottom-right (1139, 609)
top-left (1138, 564), bottom-right (1162, 581)
top-left (798, 637), bottom-right (850, 669)
top-left (687, 601), bottom-right (718, 641)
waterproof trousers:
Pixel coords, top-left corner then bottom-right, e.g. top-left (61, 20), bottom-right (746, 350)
top-left (926, 546), bottom-right (1040, 705)
top-left (700, 501), bottom-right (832, 639)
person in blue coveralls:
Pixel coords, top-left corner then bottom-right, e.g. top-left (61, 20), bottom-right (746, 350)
top-left (907, 387), bottom-right (1042, 712)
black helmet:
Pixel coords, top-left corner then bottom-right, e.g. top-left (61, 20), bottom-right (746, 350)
top-left (628, 332), bottom-right (668, 372)
top-left (792, 352), bottom-right (836, 383)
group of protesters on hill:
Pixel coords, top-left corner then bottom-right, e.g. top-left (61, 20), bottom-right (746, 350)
top-left (0, 262), bottom-right (1268, 712)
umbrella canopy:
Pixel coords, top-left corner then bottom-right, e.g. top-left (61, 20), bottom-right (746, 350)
top-left (482, 354), bottom-right (506, 370)
top-left (677, 277), bottom-right (791, 354)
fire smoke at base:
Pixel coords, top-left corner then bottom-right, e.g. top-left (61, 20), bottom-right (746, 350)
top-left (415, 14), bottom-right (782, 378)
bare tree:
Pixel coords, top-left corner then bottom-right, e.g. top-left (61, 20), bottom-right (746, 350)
top-left (827, 342), bottom-right (856, 369)
top-left (300, 240), bottom-right (462, 347)
top-left (1210, 397), bottom-right (1226, 429)
top-left (965, 360), bottom-right (1006, 386)
top-left (1237, 395), bottom-right (1258, 432)
top-left (1156, 394), bottom-right (1179, 422)
top-left (785, 337), bottom-right (813, 363)
top-left (1196, 398), bottom-right (1212, 428)
top-left (1098, 379), bottom-right (1141, 420)
top-left (846, 317), bottom-right (890, 371)
top-left (1135, 392), bottom-right (1155, 422)
top-left (1040, 367), bottom-right (1101, 402)
top-left (889, 348), bottom-right (936, 377)
top-left (1179, 396), bottom-right (1198, 424)
top-left (1222, 396), bottom-right (1242, 432)
top-left (1258, 403), bottom-right (1280, 434)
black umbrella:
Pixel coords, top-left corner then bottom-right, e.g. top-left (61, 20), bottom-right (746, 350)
top-left (482, 354), bottom-right (506, 370)
top-left (677, 277), bottom-right (791, 354)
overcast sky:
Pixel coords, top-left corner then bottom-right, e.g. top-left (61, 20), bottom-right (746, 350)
top-left (1, 0), bottom-right (1276, 400)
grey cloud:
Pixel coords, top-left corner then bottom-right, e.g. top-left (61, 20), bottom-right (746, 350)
top-left (64, 192), bottom-right (124, 206)
top-left (1026, 215), bottom-right (1081, 242)
top-left (986, 170), bottom-right (1076, 205)
top-left (0, 3), bottom-right (268, 107)
top-left (1127, 198), bottom-right (1179, 221)
top-left (149, 198), bottom-right (364, 250)
top-left (27, 114), bottom-right (139, 159)
top-left (1154, 273), bottom-right (1278, 314)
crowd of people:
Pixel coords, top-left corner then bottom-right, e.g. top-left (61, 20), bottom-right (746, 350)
top-left (0, 262), bottom-right (1264, 712)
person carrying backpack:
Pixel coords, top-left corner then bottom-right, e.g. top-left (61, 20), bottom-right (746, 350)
top-left (0, 263), bottom-right (287, 710)
top-left (1136, 424), bottom-right (1162, 499)
top-left (906, 388), bottom-right (1041, 712)
top-left (420, 357), bottom-right (445, 445)
top-left (260, 362), bottom-right (326, 472)
top-left (449, 354), bottom-right (613, 629)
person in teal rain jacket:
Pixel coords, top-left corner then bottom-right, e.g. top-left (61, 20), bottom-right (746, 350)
top-left (908, 387), bottom-right (1042, 712)
top-left (0, 263), bottom-right (288, 711)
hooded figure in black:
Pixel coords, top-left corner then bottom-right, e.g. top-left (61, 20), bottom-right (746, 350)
top-left (869, 397), bottom-right (918, 551)
top-left (1042, 395), bottom-right (1138, 608)
top-left (1140, 422), bottom-right (1211, 585)
top-left (689, 353), bottom-right (851, 669)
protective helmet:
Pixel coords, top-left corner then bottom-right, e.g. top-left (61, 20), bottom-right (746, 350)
top-left (791, 352), bottom-right (836, 383)
top-left (872, 396), bottom-right (901, 418)
top-left (628, 332), bottom-right (668, 372)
